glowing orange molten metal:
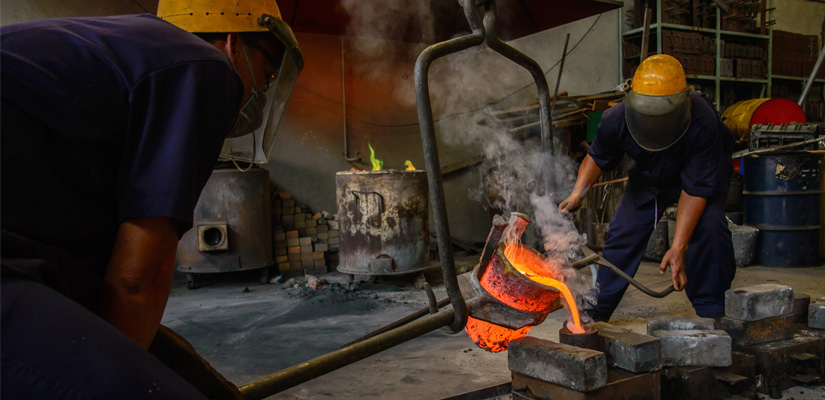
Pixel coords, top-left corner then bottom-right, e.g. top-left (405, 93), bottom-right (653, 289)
top-left (464, 243), bottom-right (585, 351)
top-left (504, 243), bottom-right (585, 334)
top-left (465, 316), bottom-right (532, 353)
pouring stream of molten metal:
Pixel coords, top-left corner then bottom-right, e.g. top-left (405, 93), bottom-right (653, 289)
top-left (503, 244), bottom-right (585, 334)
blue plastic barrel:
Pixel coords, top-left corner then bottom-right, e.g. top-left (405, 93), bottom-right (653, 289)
top-left (743, 153), bottom-right (822, 267)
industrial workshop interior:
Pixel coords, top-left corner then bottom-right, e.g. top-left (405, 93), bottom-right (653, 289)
top-left (4, 0), bottom-right (825, 399)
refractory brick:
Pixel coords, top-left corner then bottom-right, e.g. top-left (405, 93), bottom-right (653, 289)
top-left (725, 284), bottom-right (793, 321)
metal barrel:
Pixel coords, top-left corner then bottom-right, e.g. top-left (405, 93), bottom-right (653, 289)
top-left (335, 170), bottom-right (429, 275)
top-left (721, 98), bottom-right (806, 141)
top-left (743, 153), bottom-right (822, 267)
top-left (176, 168), bottom-right (274, 274)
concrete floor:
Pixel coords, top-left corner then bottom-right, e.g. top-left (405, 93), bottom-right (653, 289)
top-left (161, 259), bottom-right (825, 400)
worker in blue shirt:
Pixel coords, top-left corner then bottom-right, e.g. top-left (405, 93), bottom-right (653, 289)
top-left (0, 0), bottom-right (302, 397)
top-left (559, 54), bottom-right (736, 321)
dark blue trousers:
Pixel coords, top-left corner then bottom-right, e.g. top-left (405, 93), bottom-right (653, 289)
top-left (594, 181), bottom-right (736, 319)
top-left (1, 276), bottom-right (207, 399)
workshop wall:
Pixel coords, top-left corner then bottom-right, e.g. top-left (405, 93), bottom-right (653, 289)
top-left (0, 0), bottom-right (156, 25)
top-left (268, 11), bottom-right (621, 244)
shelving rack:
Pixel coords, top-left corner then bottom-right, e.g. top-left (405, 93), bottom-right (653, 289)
top-left (620, 0), bottom-right (777, 113)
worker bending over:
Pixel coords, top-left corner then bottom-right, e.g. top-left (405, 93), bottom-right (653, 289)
top-left (559, 54), bottom-right (736, 321)
top-left (1, 0), bottom-right (301, 397)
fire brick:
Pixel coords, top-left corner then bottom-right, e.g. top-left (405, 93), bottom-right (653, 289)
top-left (725, 284), bottom-right (793, 322)
top-left (287, 246), bottom-right (300, 254)
top-left (646, 316), bottom-right (715, 334)
top-left (511, 369), bottom-right (660, 400)
top-left (720, 314), bottom-right (795, 346)
top-left (286, 238), bottom-right (300, 247)
top-left (300, 245), bottom-right (312, 254)
top-left (652, 330), bottom-right (732, 367)
top-left (285, 230), bottom-right (299, 239)
top-left (508, 336), bottom-right (607, 392)
top-left (315, 243), bottom-right (328, 252)
top-left (299, 237), bottom-right (312, 246)
top-left (809, 297), bottom-right (825, 329)
top-left (593, 322), bottom-right (662, 373)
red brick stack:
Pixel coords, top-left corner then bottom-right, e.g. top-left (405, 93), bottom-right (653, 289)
top-left (271, 190), bottom-right (340, 277)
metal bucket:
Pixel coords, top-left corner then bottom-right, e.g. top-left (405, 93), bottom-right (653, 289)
top-left (335, 170), bottom-right (429, 276)
top-left (176, 168), bottom-right (274, 277)
top-left (743, 154), bottom-right (822, 267)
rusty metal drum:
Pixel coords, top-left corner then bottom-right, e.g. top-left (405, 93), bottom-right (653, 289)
top-left (335, 170), bottom-right (429, 276)
top-left (176, 168), bottom-right (274, 285)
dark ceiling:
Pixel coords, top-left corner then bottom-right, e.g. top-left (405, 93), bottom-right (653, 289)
top-left (278, 0), bottom-right (623, 43)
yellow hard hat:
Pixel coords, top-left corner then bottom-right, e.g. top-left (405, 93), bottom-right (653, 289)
top-left (625, 54), bottom-right (692, 151)
top-left (631, 54), bottom-right (687, 96)
top-left (157, 0), bottom-right (283, 33)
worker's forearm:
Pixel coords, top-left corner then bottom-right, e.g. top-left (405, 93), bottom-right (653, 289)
top-left (101, 218), bottom-right (180, 348)
top-left (570, 155), bottom-right (603, 200)
top-left (671, 191), bottom-right (707, 252)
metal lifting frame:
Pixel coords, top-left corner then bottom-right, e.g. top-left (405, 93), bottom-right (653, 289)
top-left (237, 1), bottom-right (556, 398)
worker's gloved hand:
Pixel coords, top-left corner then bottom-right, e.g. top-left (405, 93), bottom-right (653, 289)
top-left (659, 247), bottom-right (688, 291)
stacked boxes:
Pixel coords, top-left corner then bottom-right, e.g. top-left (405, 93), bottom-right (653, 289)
top-left (271, 190), bottom-right (340, 277)
top-left (772, 30), bottom-right (820, 78)
top-left (662, 30), bottom-right (715, 76)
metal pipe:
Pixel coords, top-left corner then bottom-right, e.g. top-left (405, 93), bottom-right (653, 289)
top-left (481, 0), bottom-right (555, 196)
top-left (799, 43), bottom-right (825, 106)
top-left (239, 309), bottom-right (456, 400)
top-left (342, 298), bottom-right (452, 347)
top-left (341, 36), bottom-right (359, 162)
top-left (414, 0), bottom-right (486, 334)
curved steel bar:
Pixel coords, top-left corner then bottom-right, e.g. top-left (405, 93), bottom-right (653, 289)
top-left (414, 0), bottom-right (486, 334)
top-left (594, 257), bottom-right (675, 298)
top-left (482, 0), bottom-right (555, 195)
top-left (239, 310), bottom-right (456, 399)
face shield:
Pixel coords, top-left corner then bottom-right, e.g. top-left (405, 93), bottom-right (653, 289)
top-left (625, 88), bottom-right (692, 151)
top-left (220, 14), bottom-right (303, 165)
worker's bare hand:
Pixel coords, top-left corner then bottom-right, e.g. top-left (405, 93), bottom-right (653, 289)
top-left (558, 195), bottom-right (583, 215)
top-left (659, 248), bottom-right (687, 291)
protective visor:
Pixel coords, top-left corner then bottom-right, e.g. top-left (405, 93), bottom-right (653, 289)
top-left (219, 14), bottom-right (304, 164)
top-left (625, 89), bottom-right (692, 151)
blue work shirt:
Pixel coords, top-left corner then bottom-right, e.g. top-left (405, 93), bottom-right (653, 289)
top-left (1, 14), bottom-right (244, 308)
top-left (589, 91), bottom-right (735, 207)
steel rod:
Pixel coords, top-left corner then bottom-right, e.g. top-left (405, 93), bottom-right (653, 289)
top-left (239, 309), bottom-right (456, 400)
top-left (481, 0), bottom-right (556, 197)
top-left (582, 248), bottom-right (674, 298)
top-left (341, 298), bottom-right (452, 347)
top-left (414, 0), bottom-right (486, 334)
top-left (799, 44), bottom-right (825, 106)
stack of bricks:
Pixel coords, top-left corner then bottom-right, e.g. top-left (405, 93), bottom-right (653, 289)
top-left (271, 190), bottom-right (341, 277)
top-left (719, 40), bottom-right (767, 79)
top-left (662, 30), bottom-right (715, 76)
top-left (772, 30), bottom-right (821, 78)
top-left (719, 0), bottom-right (763, 33)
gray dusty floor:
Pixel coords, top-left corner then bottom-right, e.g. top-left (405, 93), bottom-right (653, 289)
top-left (162, 259), bottom-right (825, 400)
